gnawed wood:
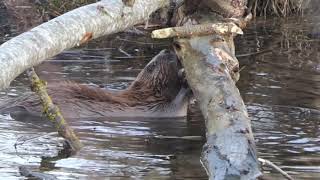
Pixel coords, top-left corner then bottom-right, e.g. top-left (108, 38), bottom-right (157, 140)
top-left (172, 0), bottom-right (261, 179)
top-left (175, 36), bottom-right (261, 179)
top-left (151, 22), bottom-right (243, 39)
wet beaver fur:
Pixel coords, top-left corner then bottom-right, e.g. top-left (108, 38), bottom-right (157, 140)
top-left (1, 50), bottom-right (190, 119)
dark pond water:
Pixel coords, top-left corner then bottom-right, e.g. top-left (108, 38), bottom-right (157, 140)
top-left (0, 6), bottom-right (319, 180)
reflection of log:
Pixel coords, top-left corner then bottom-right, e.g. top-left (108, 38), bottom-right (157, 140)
top-left (0, 0), bottom-right (169, 90)
top-left (19, 166), bottom-right (57, 180)
top-left (19, 137), bottom-right (74, 180)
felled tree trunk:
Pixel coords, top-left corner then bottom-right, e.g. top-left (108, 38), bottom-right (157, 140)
top-left (170, 0), bottom-right (261, 179)
top-left (175, 36), bottom-right (261, 180)
top-left (0, 0), bottom-right (169, 90)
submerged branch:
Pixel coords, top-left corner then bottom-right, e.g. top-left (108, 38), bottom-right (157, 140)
top-left (27, 68), bottom-right (82, 151)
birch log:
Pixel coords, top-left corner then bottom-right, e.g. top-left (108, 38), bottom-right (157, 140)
top-left (0, 0), bottom-right (169, 90)
top-left (168, 0), bottom-right (261, 178)
top-left (175, 36), bottom-right (261, 180)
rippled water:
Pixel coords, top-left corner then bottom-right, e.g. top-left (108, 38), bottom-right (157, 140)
top-left (236, 16), bottom-right (320, 179)
top-left (0, 6), bottom-right (320, 180)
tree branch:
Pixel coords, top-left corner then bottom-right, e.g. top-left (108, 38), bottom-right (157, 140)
top-left (27, 68), bottom-right (82, 151)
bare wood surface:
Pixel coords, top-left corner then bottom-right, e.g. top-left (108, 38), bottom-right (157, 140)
top-left (168, 0), bottom-right (262, 178)
top-left (151, 22), bottom-right (243, 39)
top-left (175, 36), bottom-right (261, 179)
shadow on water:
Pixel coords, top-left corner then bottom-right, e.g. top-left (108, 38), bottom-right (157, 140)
top-left (0, 3), bottom-right (320, 179)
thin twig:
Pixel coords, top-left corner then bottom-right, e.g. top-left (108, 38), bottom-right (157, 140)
top-left (116, 37), bottom-right (165, 45)
top-left (113, 56), bottom-right (153, 59)
top-left (236, 49), bottom-right (272, 57)
top-left (118, 48), bottom-right (132, 57)
top-left (153, 135), bottom-right (203, 141)
top-left (258, 158), bottom-right (294, 180)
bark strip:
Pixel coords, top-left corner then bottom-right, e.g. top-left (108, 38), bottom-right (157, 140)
top-left (0, 0), bottom-right (169, 90)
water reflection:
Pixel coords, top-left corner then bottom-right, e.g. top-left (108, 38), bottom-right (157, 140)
top-left (236, 15), bottom-right (320, 179)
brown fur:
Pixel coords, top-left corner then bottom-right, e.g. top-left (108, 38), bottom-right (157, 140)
top-left (3, 50), bottom-right (188, 118)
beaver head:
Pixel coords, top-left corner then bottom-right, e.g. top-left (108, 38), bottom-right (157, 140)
top-left (125, 49), bottom-right (183, 102)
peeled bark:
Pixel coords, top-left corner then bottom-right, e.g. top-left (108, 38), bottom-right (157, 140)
top-left (0, 0), bottom-right (169, 90)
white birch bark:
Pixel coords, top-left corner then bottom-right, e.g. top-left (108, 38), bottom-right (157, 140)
top-left (0, 0), bottom-right (169, 89)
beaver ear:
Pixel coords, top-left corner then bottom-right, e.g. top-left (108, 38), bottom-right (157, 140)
top-left (173, 41), bottom-right (182, 52)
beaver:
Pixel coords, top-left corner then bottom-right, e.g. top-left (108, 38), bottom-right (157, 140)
top-left (0, 50), bottom-right (190, 119)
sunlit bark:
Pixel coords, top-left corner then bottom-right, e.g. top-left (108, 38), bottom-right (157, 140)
top-left (0, 0), bottom-right (169, 90)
